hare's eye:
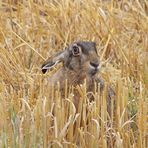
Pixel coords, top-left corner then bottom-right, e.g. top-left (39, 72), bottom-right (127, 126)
top-left (72, 45), bottom-right (81, 56)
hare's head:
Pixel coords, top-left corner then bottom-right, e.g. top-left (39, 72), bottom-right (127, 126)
top-left (42, 41), bottom-right (100, 76)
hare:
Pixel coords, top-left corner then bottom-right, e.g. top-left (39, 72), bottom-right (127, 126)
top-left (41, 41), bottom-right (115, 110)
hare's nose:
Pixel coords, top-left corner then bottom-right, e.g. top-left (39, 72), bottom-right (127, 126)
top-left (90, 62), bottom-right (99, 68)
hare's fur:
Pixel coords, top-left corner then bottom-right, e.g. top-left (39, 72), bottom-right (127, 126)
top-left (42, 41), bottom-right (115, 110)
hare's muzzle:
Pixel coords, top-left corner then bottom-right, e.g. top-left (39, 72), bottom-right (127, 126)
top-left (89, 62), bottom-right (99, 75)
top-left (90, 62), bottom-right (99, 68)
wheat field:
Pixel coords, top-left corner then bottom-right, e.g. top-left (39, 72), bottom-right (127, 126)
top-left (0, 0), bottom-right (148, 147)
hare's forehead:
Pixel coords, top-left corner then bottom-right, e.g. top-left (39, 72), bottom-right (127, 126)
top-left (70, 42), bottom-right (97, 54)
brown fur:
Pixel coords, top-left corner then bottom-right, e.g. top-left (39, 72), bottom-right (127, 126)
top-left (42, 41), bottom-right (115, 110)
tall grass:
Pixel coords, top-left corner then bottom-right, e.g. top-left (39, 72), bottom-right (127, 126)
top-left (0, 0), bottom-right (148, 147)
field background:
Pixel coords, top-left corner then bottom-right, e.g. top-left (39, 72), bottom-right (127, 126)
top-left (0, 0), bottom-right (148, 147)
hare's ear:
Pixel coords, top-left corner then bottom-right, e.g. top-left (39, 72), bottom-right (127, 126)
top-left (41, 50), bottom-right (67, 74)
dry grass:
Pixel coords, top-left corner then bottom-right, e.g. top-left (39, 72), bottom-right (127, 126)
top-left (0, 0), bottom-right (148, 147)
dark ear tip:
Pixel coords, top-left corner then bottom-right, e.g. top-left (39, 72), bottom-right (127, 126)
top-left (42, 69), bottom-right (47, 74)
top-left (41, 64), bottom-right (47, 74)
